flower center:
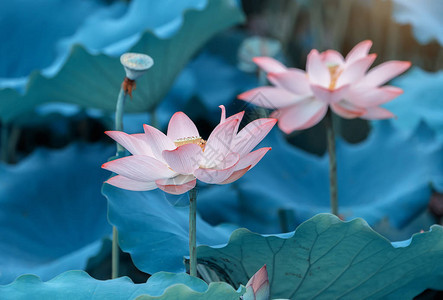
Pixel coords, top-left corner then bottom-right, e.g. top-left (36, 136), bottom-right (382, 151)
top-left (328, 65), bottom-right (342, 90)
top-left (174, 136), bottom-right (206, 150)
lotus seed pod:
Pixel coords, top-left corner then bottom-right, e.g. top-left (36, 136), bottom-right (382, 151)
top-left (120, 53), bottom-right (154, 80)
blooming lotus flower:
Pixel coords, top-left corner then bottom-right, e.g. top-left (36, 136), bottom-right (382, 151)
top-left (102, 107), bottom-right (276, 195)
top-left (238, 40), bottom-right (411, 133)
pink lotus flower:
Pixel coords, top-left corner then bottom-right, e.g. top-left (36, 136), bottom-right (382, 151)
top-left (238, 40), bottom-right (411, 133)
top-left (102, 106), bottom-right (276, 195)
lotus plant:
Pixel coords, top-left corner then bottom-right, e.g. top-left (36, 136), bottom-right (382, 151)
top-left (103, 105), bottom-right (276, 276)
top-left (110, 52), bottom-right (153, 279)
top-left (238, 40), bottom-right (411, 216)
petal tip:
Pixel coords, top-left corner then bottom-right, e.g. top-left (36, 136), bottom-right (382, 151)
top-left (237, 90), bottom-right (250, 100)
top-left (252, 56), bottom-right (266, 64)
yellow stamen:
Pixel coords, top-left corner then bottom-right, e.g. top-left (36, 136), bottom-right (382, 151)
top-left (328, 65), bottom-right (342, 90)
top-left (174, 136), bottom-right (206, 150)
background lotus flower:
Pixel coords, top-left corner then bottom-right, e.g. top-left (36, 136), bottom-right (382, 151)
top-left (102, 107), bottom-right (276, 195)
top-left (238, 40), bottom-right (411, 134)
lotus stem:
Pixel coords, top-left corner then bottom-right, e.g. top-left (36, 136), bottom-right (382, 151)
top-left (189, 187), bottom-right (198, 277)
top-left (115, 88), bottom-right (127, 154)
top-left (325, 109), bottom-right (338, 216)
top-left (111, 87), bottom-right (128, 279)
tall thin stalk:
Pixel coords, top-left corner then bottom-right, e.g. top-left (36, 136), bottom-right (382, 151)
top-left (112, 87), bottom-right (127, 279)
top-left (325, 109), bottom-right (338, 216)
top-left (188, 187), bottom-right (198, 277)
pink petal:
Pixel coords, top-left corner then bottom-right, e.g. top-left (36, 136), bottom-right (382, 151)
top-left (271, 98), bottom-right (328, 133)
top-left (102, 155), bottom-right (176, 182)
top-left (310, 83), bottom-right (349, 104)
top-left (219, 105), bottom-right (227, 123)
top-left (267, 69), bottom-right (312, 96)
top-left (195, 153), bottom-right (239, 184)
top-left (200, 150), bottom-right (257, 185)
top-left (336, 54), bottom-right (377, 88)
top-left (235, 147), bottom-right (271, 171)
top-left (143, 124), bottom-right (176, 161)
top-left (220, 168), bottom-right (250, 184)
top-left (218, 105), bottom-right (244, 131)
top-left (246, 265), bottom-right (269, 296)
top-left (359, 61), bottom-right (411, 87)
top-left (345, 40), bottom-right (373, 65)
top-left (167, 112), bottom-right (200, 141)
top-left (360, 107), bottom-right (395, 120)
top-left (348, 86), bottom-right (403, 108)
top-left (105, 175), bottom-right (157, 191)
top-left (238, 87), bottom-right (303, 109)
top-left (156, 175), bottom-right (196, 195)
top-left (156, 174), bottom-right (196, 185)
top-left (306, 49), bottom-right (330, 88)
top-left (320, 50), bottom-right (345, 66)
top-left (231, 119), bottom-right (276, 156)
top-left (253, 57), bottom-right (287, 73)
top-left (202, 119), bottom-right (239, 168)
top-left (224, 111), bottom-right (245, 136)
top-left (162, 143), bottom-right (202, 175)
top-left (194, 164), bottom-right (236, 184)
top-left (330, 100), bottom-right (366, 119)
top-left (105, 131), bottom-right (153, 157)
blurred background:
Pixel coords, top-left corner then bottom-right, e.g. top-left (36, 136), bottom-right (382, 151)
top-left (0, 0), bottom-right (441, 162)
top-left (1, 0), bottom-right (443, 296)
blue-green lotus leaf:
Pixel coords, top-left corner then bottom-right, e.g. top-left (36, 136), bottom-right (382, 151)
top-left (0, 0), bottom-right (212, 89)
top-left (0, 0), bottom-right (110, 85)
top-left (391, 0), bottom-right (443, 45)
top-left (102, 184), bottom-right (236, 275)
top-left (0, 144), bottom-right (113, 284)
top-left (0, 0), bottom-right (244, 123)
top-left (196, 213), bottom-right (443, 299)
top-left (0, 270), bottom-right (241, 300)
top-left (379, 67), bottom-right (443, 138)
top-left (198, 120), bottom-right (443, 233)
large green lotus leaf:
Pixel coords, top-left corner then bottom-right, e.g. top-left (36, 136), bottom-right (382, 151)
top-left (391, 0), bottom-right (443, 45)
top-left (0, 143), bottom-right (113, 284)
top-left (195, 214), bottom-right (443, 299)
top-left (103, 184), bottom-right (236, 275)
top-left (380, 67), bottom-right (443, 138)
top-left (0, 270), bottom-right (241, 300)
top-left (135, 282), bottom-right (241, 300)
top-left (0, 0), bottom-right (245, 123)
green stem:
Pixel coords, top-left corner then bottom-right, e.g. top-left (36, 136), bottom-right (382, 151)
top-left (112, 227), bottom-right (119, 279)
top-left (112, 87), bottom-right (127, 279)
top-left (325, 110), bottom-right (338, 216)
top-left (115, 88), bottom-right (127, 152)
top-left (189, 187), bottom-right (198, 277)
